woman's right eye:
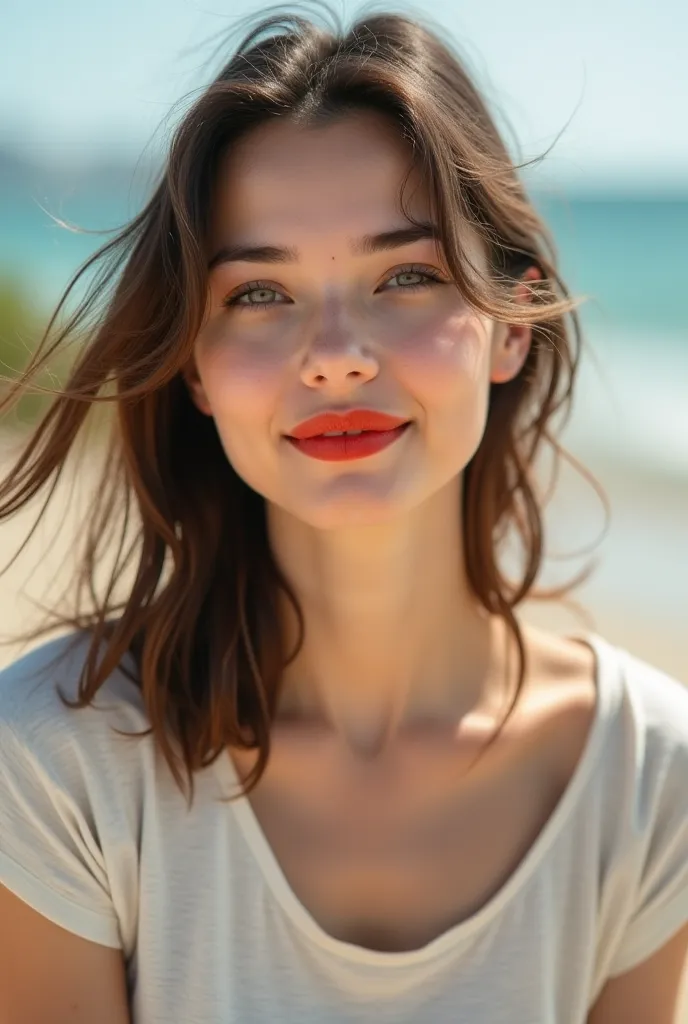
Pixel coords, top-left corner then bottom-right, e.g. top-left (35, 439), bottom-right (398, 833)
top-left (223, 283), bottom-right (287, 311)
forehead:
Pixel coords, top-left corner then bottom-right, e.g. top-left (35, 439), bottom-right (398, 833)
top-left (208, 112), bottom-right (431, 244)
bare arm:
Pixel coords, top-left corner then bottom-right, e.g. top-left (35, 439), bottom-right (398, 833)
top-left (588, 921), bottom-right (688, 1024)
top-left (0, 883), bottom-right (131, 1024)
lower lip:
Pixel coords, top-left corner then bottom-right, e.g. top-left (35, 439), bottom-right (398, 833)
top-left (286, 424), bottom-right (410, 461)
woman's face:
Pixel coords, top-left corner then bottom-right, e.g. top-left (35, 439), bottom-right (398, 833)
top-left (188, 110), bottom-right (532, 529)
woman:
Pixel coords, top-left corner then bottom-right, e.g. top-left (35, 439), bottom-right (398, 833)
top-left (1, 6), bottom-right (687, 1023)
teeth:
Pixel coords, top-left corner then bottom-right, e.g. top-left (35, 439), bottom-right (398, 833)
top-left (321, 430), bottom-right (363, 437)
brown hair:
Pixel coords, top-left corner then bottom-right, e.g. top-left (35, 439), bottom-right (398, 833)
top-left (0, 1), bottom-right (608, 808)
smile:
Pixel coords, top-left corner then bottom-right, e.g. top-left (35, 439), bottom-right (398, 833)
top-left (285, 423), bottom-right (411, 461)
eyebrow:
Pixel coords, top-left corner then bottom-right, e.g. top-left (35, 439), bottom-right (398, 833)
top-left (207, 221), bottom-right (440, 271)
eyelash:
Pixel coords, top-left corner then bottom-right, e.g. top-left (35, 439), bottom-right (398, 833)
top-left (221, 263), bottom-right (448, 311)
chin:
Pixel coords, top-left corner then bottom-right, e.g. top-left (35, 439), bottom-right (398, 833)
top-left (283, 480), bottom-right (414, 531)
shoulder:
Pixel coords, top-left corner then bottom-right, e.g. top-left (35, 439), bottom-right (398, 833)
top-left (570, 633), bottom-right (688, 879)
top-left (611, 641), bottom-right (688, 829)
top-left (584, 634), bottom-right (688, 785)
top-left (0, 630), bottom-right (150, 764)
top-left (584, 638), bottom-right (688, 986)
top-left (520, 626), bottom-right (688, 804)
top-left (616, 642), bottom-right (688, 746)
top-left (0, 632), bottom-right (150, 960)
top-left (535, 626), bottom-right (688, 752)
top-left (0, 629), bottom-right (145, 715)
top-left (575, 631), bottom-right (688, 786)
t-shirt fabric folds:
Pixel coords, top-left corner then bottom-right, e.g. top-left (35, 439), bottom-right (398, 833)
top-left (1, 630), bottom-right (688, 1023)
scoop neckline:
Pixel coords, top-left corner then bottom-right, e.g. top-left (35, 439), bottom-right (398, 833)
top-left (212, 630), bottom-right (616, 967)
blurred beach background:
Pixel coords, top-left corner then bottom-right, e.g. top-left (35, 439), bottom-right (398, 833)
top-left (0, 0), bottom-right (686, 688)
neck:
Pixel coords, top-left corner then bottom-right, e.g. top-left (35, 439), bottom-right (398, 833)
top-left (267, 479), bottom-right (510, 757)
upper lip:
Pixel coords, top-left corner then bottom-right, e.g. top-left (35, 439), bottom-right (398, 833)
top-left (286, 409), bottom-right (410, 439)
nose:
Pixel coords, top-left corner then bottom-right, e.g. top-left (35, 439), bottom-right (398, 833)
top-left (299, 324), bottom-right (379, 390)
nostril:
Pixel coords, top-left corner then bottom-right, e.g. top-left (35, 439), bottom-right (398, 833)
top-left (311, 369), bottom-right (365, 383)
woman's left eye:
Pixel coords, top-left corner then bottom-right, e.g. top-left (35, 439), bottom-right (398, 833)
top-left (222, 265), bottom-right (448, 311)
top-left (382, 267), bottom-right (447, 292)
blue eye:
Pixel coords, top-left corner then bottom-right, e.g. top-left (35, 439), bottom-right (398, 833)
top-left (222, 264), bottom-right (447, 312)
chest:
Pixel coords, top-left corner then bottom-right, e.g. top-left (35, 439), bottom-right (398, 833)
top-left (229, 709), bottom-right (586, 954)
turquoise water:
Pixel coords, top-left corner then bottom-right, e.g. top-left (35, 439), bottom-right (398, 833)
top-left (1, 176), bottom-right (686, 478)
top-left (533, 193), bottom-right (688, 332)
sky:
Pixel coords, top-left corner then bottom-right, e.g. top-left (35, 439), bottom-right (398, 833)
top-left (1, 0), bottom-right (687, 190)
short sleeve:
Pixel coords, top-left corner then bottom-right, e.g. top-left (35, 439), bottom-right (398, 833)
top-left (607, 723), bottom-right (688, 977)
top-left (0, 712), bottom-right (123, 948)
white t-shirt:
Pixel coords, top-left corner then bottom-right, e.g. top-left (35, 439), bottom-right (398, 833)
top-left (1, 629), bottom-right (688, 1023)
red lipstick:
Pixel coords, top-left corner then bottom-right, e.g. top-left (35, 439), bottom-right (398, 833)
top-left (285, 409), bottom-right (411, 462)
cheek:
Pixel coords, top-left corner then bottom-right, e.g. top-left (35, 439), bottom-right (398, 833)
top-left (194, 340), bottom-right (287, 494)
top-left (196, 335), bottom-right (285, 428)
top-left (393, 313), bottom-right (490, 413)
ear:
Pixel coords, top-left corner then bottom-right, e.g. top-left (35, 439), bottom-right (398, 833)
top-left (181, 360), bottom-right (213, 417)
top-left (490, 265), bottom-right (542, 385)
